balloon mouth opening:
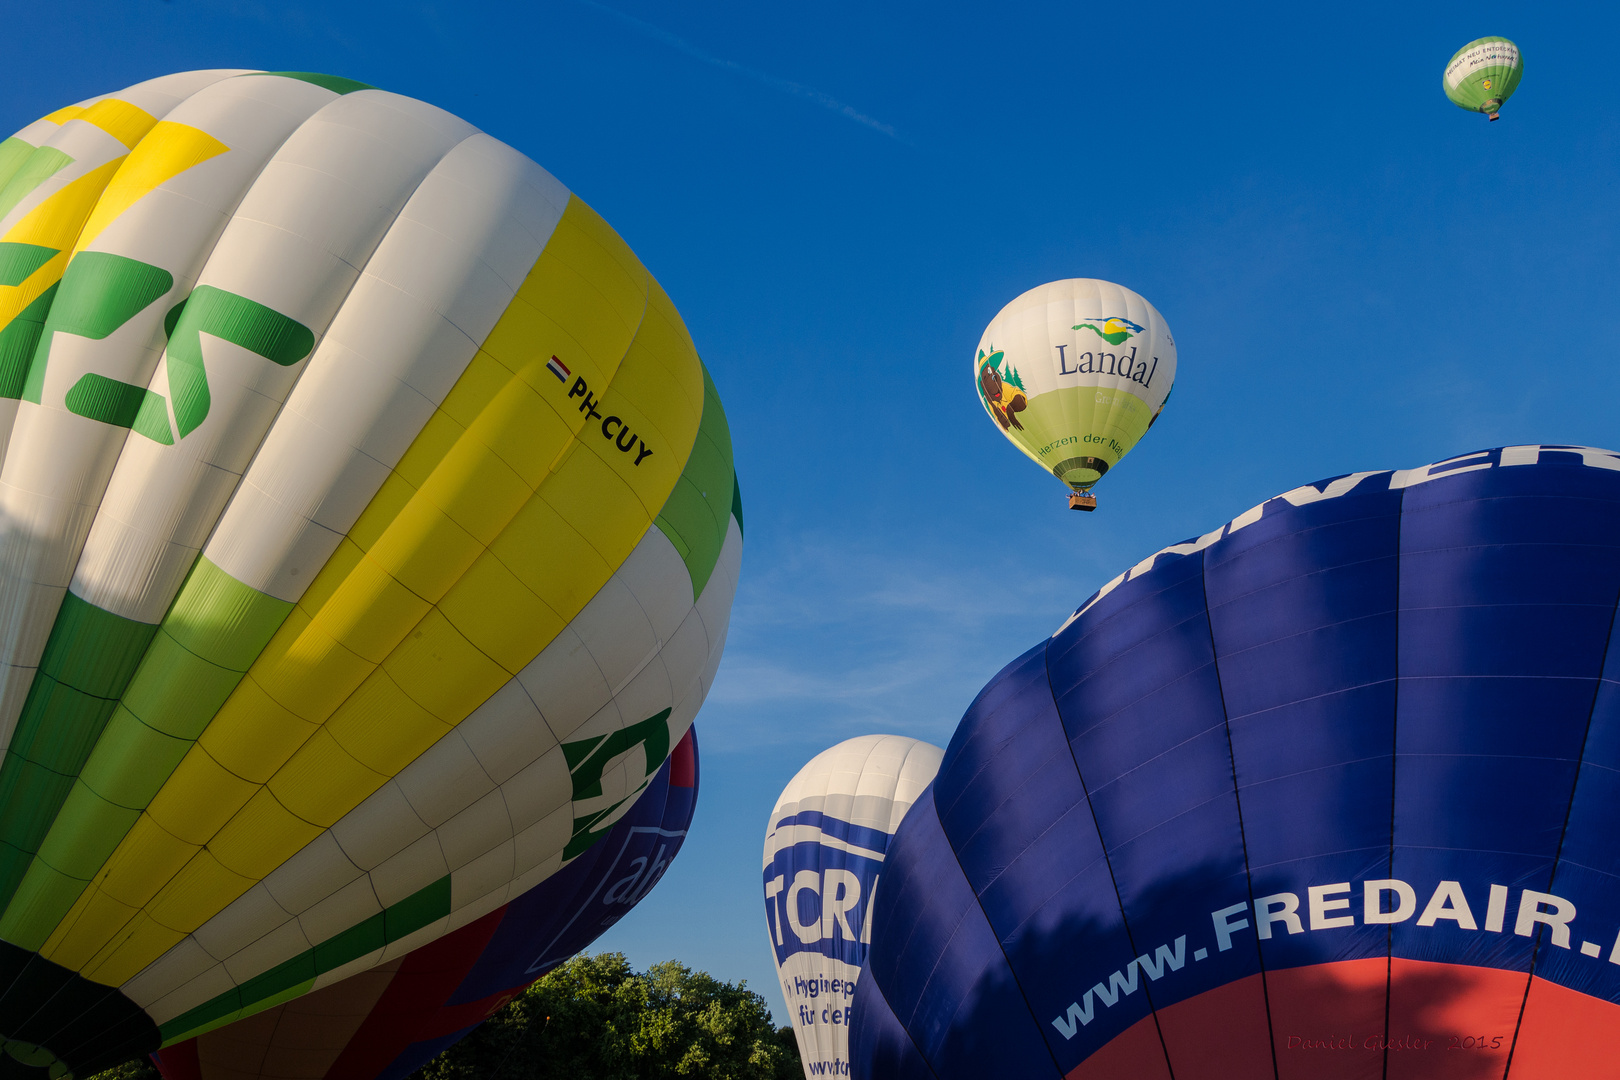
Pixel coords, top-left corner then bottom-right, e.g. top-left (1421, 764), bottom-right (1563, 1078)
top-left (1054, 456), bottom-right (1108, 491)
top-left (1483, 99), bottom-right (1503, 119)
top-left (0, 1040), bottom-right (72, 1080)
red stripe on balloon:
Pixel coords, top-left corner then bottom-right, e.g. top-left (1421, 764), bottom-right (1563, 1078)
top-left (324, 905), bottom-right (509, 1079)
top-left (151, 1041), bottom-right (201, 1080)
top-left (1063, 1010), bottom-right (1172, 1079)
top-left (1509, 972), bottom-right (1620, 1078)
top-left (1158, 973), bottom-right (1275, 1079)
top-left (1065, 959), bottom-right (1620, 1080)
top-left (669, 728), bottom-right (697, 788)
top-left (1384, 958), bottom-right (1522, 1080)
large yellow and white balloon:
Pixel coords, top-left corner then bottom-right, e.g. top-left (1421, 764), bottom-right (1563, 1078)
top-left (975, 279), bottom-right (1175, 505)
top-left (0, 70), bottom-right (740, 1077)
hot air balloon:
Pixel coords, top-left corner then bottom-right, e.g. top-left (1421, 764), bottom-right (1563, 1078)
top-left (1444, 37), bottom-right (1522, 121)
top-left (151, 727), bottom-right (700, 1080)
top-left (764, 735), bottom-right (942, 1080)
top-left (851, 445), bottom-right (1620, 1080)
top-left (974, 279), bottom-right (1174, 512)
top-left (0, 70), bottom-right (742, 1079)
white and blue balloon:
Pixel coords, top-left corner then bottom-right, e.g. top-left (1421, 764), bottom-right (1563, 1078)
top-left (763, 735), bottom-right (942, 1080)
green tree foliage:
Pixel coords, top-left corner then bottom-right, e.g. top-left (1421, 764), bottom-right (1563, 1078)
top-left (84, 954), bottom-right (798, 1080)
top-left (409, 953), bottom-right (801, 1080)
top-left (88, 1057), bottom-right (160, 1080)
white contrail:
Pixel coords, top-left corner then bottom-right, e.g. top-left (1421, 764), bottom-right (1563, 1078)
top-left (570, 0), bottom-right (901, 140)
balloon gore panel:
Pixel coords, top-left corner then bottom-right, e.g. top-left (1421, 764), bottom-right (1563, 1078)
top-left (151, 728), bottom-right (699, 1080)
top-left (850, 446), bottom-right (1620, 1080)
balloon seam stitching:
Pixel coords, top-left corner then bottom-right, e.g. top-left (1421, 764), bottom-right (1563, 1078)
top-left (1381, 488), bottom-right (1404, 1080)
top-left (1499, 563), bottom-right (1620, 1075)
top-left (1197, 546), bottom-right (1283, 1080)
top-left (1040, 641), bottom-right (1174, 1080)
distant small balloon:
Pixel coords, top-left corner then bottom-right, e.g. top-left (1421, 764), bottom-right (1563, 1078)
top-left (763, 735), bottom-right (942, 1080)
top-left (1444, 36), bottom-right (1523, 120)
top-left (975, 279), bottom-right (1175, 510)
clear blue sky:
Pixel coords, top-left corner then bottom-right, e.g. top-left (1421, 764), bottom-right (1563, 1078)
top-left (10, 0), bottom-right (1619, 1027)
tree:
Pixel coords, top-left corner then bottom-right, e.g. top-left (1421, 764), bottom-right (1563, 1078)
top-left (86, 954), bottom-right (798, 1080)
top-left (89, 1059), bottom-right (159, 1080)
top-left (410, 953), bottom-right (801, 1080)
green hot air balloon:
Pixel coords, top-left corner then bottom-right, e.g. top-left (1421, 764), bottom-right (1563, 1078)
top-left (1444, 37), bottom-right (1523, 121)
top-left (0, 70), bottom-right (743, 1078)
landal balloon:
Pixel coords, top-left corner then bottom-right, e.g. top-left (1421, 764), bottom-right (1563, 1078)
top-left (851, 445), bottom-right (1620, 1079)
top-left (1444, 37), bottom-right (1522, 121)
top-left (975, 279), bottom-right (1175, 512)
top-left (153, 729), bottom-right (700, 1080)
top-left (0, 70), bottom-right (742, 1079)
top-left (764, 735), bottom-right (941, 1080)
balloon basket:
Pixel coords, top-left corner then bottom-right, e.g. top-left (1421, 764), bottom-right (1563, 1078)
top-left (1068, 493), bottom-right (1098, 512)
top-left (1488, 112), bottom-right (1500, 121)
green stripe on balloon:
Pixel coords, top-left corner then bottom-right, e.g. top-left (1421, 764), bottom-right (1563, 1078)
top-left (0, 138), bottom-right (39, 193)
top-left (254, 72), bottom-right (376, 96)
top-left (0, 145), bottom-right (74, 223)
top-left (562, 708), bottom-right (672, 859)
top-left (0, 594), bottom-right (159, 905)
top-left (654, 365), bottom-right (736, 599)
top-left (64, 374), bottom-right (173, 444)
top-left (162, 285), bottom-right (315, 438)
top-left (0, 243), bottom-right (57, 288)
top-left (21, 252), bottom-right (173, 404)
top-left (157, 875), bottom-right (453, 1045)
top-left (0, 560), bottom-right (294, 948)
top-left (0, 284), bottom-right (58, 398)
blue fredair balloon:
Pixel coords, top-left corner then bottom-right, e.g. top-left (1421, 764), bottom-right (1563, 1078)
top-left (851, 446), bottom-right (1620, 1080)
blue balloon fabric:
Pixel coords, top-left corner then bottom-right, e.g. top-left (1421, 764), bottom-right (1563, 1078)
top-left (849, 446), bottom-right (1620, 1080)
top-left (762, 736), bottom-right (942, 1079)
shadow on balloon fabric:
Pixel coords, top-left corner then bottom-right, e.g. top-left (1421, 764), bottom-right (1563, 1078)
top-left (853, 838), bottom-right (1545, 1080)
top-left (849, 446), bottom-right (1620, 1080)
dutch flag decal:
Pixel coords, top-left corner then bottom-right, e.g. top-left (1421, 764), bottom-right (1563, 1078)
top-left (546, 355), bottom-right (571, 382)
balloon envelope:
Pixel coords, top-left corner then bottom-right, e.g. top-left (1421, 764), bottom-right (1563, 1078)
top-left (974, 279), bottom-right (1174, 495)
top-left (852, 446), bottom-right (1620, 1079)
top-left (1444, 37), bottom-right (1523, 118)
top-left (151, 727), bottom-right (700, 1080)
top-left (765, 735), bottom-right (942, 1080)
top-left (0, 70), bottom-right (740, 1078)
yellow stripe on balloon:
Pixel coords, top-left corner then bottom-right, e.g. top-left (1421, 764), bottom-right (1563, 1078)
top-left (73, 121), bottom-right (229, 255)
top-left (36, 194), bottom-right (707, 986)
top-left (41, 107), bottom-right (87, 127)
top-left (84, 914), bottom-right (188, 988)
top-left (198, 673), bottom-right (322, 784)
top-left (40, 814), bottom-right (180, 968)
top-left (150, 747), bottom-right (259, 845)
top-left (203, 787), bottom-right (323, 881)
top-left (0, 158), bottom-right (126, 325)
top-left (57, 98), bottom-right (158, 150)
